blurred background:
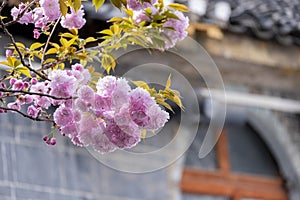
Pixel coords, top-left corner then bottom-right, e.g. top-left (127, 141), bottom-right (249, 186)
top-left (0, 0), bottom-right (300, 200)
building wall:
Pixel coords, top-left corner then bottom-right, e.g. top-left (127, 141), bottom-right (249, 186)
top-left (0, 112), bottom-right (177, 200)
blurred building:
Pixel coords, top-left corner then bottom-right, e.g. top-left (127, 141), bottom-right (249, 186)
top-left (0, 0), bottom-right (300, 200)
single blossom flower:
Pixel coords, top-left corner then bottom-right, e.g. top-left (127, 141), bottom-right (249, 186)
top-left (39, 0), bottom-right (60, 21)
top-left (61, 7), bottom-right (86, 29)
top-left (27, 105), bottom-right (40, 118)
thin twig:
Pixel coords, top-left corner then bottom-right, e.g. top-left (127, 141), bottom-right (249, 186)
top-left (0, 0), bottom-right (7, 13)
top-left (41, 15), bottom-right (62, 66)
top-left (0, 106), bottom-right (54, 122)
top-left (0, 88), bottom-right (72, 100)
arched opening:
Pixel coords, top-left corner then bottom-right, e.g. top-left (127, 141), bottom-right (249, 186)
top-left (180, 110), bottom-right (289, 200)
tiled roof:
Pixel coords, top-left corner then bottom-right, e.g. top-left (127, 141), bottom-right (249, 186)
top-left (188, 0), bottom-right (300, 45)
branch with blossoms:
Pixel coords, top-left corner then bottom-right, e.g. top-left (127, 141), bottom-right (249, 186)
top-left (0, 0), bottom-right (189, 153)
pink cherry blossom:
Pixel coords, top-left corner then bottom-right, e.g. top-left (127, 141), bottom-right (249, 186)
top-left (7, 102), bottom-right (21, 111)
top-left (61, 7), bottom-right (86, 29)
top-left (40, 0), bottom-right (60, 21)
top-left (53, 106), bottom-right (74, 126)
top-left (27, 105), bottom-right (40, 118)
top-left (78, 85), bottom-right (95, 104)
top-left (163, 11), bottom-right (189, 49)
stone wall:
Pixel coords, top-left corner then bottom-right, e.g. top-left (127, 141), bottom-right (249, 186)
top-left (0, 112), bottom-right (178, 200)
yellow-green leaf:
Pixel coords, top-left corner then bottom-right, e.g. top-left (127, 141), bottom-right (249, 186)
top-left (15, 66), bottom-right (31, 77)
top-left (110, 24), bottom-right (120, 34)
top-left (60, 32), bottom-right (77, 38)
top-left (59, 0), bottom-right (68, 16)
top-left (45, 48), bottom-right (58, 55)
top-left (92, 0), bottom-right (105, 10)
top-left (101, 54), bottom-right (116, 73)
top-left (156, 99), bottom-right (174, 113)
top-left (15, 42), bottom-right (26, 49)
top-left (124, 8), bottom-right (133, 17)
top-left (108, 17), bottom-right (123, 22)
top-left (110, 0), bottom-right (123, 9)
top-left (141, 129), bottom-right (147, 139)
top-left (168, 3), bottom-right (189, 12)
top-left (43, 58), bottom-right (57, 64)
top-left (165, 74), bottom-right (171, 90)
top-left (69, 29), bottom-right (78, 35)
top-left (85, 37), bottom-right (98, 43)
top-left (99, 29), bottom-right (114, 36)
top-left (60, 37), bottom-right (68, 47)
top-left (30, 42), bottom-right (44, 51)
top-left (50, 42), bottom-right (60, 49)
top-left (72, 0), bottom-right (81, 12)
top-left (131, 80), bottom-right (150, 90)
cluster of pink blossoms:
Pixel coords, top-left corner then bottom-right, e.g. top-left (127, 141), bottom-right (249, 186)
top-left (54, 75), bottom-right (169, 153)
top-left (2, 63), bottom-right (169, 152)
top-left (2, 63), bottom-right (90, 117)
top-left (128, 0), bottom-right (189, 49)
top-left (11, 1), bottom-right (86, 38)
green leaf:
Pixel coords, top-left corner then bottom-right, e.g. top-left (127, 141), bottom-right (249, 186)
top-left (168, 3), bottom-right (189, 12)
top-left (29, 42), bottom-right (44, 51)
top-left (92, 0), bottom-right (105, 10)
top-left (59, 0), bottom-right (68, 16)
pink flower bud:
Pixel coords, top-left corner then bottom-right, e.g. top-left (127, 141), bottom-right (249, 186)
top-left (5, 50), bottom-right (12, 57)
top-left (31, 78), bottom-right (38, 85)
top-left (43, 136), bottom-right (48, 141)
top-left (23, 82), bottom-right (30, 88)
top-left (33, 29), bottom-right (40, 39)
top-left (12, 80), bottom-right (24, 90)
top-left (0, 82), bottom-right (6, 88)
top-left (9, 78), bottom-right (16, 86)
top-left (50, 138), bottom-right (56, 145)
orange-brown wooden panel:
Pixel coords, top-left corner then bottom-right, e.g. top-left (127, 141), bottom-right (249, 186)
top-left (216, 130), bottom-right (231, 174)
top-left (181, 168), bottom-right (288, 200)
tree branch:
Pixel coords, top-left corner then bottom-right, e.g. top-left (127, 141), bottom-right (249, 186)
top-left (0, 88), bottom-right (72, 100)
top-left (0, 16), bottom-right (49, 80)
top-left (0, 106), bottom-right (54, 122)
